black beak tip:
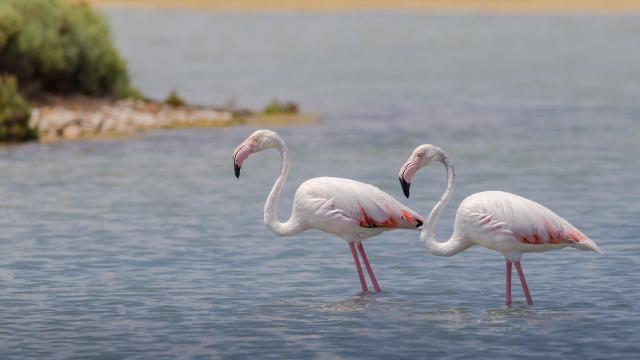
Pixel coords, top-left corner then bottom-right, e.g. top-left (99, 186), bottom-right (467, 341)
top-left (234, 164), bottom-right (241, 178)
top-left (399, 177), bottom-right (410, 198)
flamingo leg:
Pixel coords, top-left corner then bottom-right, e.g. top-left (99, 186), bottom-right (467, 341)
top-left (357, 243), bottom-right (381, 292)
top-left (505, 260), bottom-right (512, 306)
top-left (349, 242), bottom-right (368, 293)
top-left (514, 261), bottom-right (534, 305)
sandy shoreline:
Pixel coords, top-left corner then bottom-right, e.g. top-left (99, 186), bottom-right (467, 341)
top-left (80, 0), bottom-right (640, 13)
top-left (29, 96), bottom-right (318, 142)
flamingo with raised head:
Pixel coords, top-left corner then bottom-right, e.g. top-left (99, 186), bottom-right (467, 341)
top-left (233, 129), bottom-right (423, 293)
top-left (398, 144), bottom-right (602, 305)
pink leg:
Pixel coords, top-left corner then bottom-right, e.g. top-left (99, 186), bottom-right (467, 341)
top-left (505, 260), bottom-right (512, 306)
top-left (349, 242), bottom-right (368, 293)
top-left (514, 261), bottom-right (534, 305)
top-left (357, 243), bottom-right (381, 292)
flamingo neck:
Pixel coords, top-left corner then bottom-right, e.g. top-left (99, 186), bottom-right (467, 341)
top-left (263, 138), bottom-right (304, 236)
top-left (421, 150), bottom-right (468, 256)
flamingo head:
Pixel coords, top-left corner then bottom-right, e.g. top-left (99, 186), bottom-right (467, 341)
top-left (232, 129), bottom-right (282, 178)
top-left (398, 144), bottom-right (443, 198)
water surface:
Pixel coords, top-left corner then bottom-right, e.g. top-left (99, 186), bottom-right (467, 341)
top-left (1, 11), bottom-right (639, 359)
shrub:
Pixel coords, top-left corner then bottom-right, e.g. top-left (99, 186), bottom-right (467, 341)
top-left (263, 100), bottom-right (299, 115)
top-left (0, 0), bottom-right (139, 98)
top-left (164, 90), bottom-right (185, 107)
top-left (0, 74), bottom-right (37, 142)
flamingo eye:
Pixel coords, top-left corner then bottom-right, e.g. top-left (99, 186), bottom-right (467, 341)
top-left (417, 152), bottom-right (425, 158)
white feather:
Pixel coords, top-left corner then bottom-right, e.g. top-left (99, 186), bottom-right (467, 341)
top-left (458, 191), bottom-right (601, 254)
top-left (293, 177), bottom-right (423, 240)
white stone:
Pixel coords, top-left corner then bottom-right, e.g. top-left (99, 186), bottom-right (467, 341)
top-left (62, 125), bottom-right (82, 139)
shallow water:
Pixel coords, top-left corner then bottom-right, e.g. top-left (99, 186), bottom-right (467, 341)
top-left (1, 11), bottom-right (639, 359)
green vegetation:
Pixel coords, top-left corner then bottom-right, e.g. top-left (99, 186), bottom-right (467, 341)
top-left (164, 90), bottom-right (185, 107)
top-left (263, 100), bottom-right (299, 115)
top-left (0, 75), bottom-right (37, 142)
top-left (0, 0), bottom-right (139, 98)
top-left (0, 0), bottom-right (142, 142)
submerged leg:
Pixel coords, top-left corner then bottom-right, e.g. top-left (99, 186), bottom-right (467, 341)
top-left (357, 243), bottom-right (381, 292)
top-left (349, 242), bottom-right (368, 293)
top-left (514, 261), bottom-right (534, 305)
top-left (506, 260), bottom-right (512, 306)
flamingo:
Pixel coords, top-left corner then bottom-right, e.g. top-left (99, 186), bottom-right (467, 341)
top-left (398, 144), bottom-right (603, 305)
top-left (233, 129), bottom-right (423, 293)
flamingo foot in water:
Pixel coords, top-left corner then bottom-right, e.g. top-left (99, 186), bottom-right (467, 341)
top-left (349, 242), bottom-right (368, 293)
top-left (357, 243), bottom-right (381, 292)
top-left (506, 260), bottom-right (512, 306)
top-left (514, 261), bottom-right (534, 305)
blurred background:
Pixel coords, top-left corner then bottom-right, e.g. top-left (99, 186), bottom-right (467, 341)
top-left (0, 1), bottom-right (639, 359)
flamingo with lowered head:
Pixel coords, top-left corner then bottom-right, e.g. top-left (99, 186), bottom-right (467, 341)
top-left (398, 144), bottom-right (602, 305)
top-left (233, 129), bottom-right (423, 293)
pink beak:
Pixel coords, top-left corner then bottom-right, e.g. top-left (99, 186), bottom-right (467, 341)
top-left (398, 156), bottom-right (420, 198)
top-left (233, 141), bottom-right (254, 178)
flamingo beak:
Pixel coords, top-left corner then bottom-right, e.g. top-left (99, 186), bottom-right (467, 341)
top-left (232, 140), bottom-right (254, 178)
top-left (399, 156), bottom-right (420, 198)
top-left (399, 177), bottom-right (411, 198)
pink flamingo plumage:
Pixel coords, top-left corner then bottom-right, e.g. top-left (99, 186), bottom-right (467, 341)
top-left (398, 144), bottom-right (603, 305)
top-left (233, 129), bottom-right (423, 293)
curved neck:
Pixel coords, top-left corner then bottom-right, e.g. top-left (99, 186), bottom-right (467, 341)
top-left (420, 151), bottom-right (468, 256)
top-left (263, 138), bottom-right (304, 236)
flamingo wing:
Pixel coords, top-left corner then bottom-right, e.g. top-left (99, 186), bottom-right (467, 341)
top-left (300, 177), bottom-right (423, 230)
top-left (463, 191), bottom-right (601, 252)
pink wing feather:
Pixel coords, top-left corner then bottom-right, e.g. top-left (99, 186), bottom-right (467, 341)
top-left (464, 191), bottom-right (591, 246)
top-left (300, 177), bottom-right (423, 229)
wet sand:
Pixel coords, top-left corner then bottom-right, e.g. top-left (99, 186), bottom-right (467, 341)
top-left (81, 0), bottom-right (640, 12)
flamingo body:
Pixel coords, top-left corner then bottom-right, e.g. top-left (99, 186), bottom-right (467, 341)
top-left (293, 177), bottom-right (422, 241)
top-left (456, 191), bottom-right (602, 259)
top-left (399, 144), bottom-right (602, 305)
top-left (233, 130), bottom-right (422, 293)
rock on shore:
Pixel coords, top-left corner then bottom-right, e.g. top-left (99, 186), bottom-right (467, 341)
top-left (30, 99), bottom-right (235, 141)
